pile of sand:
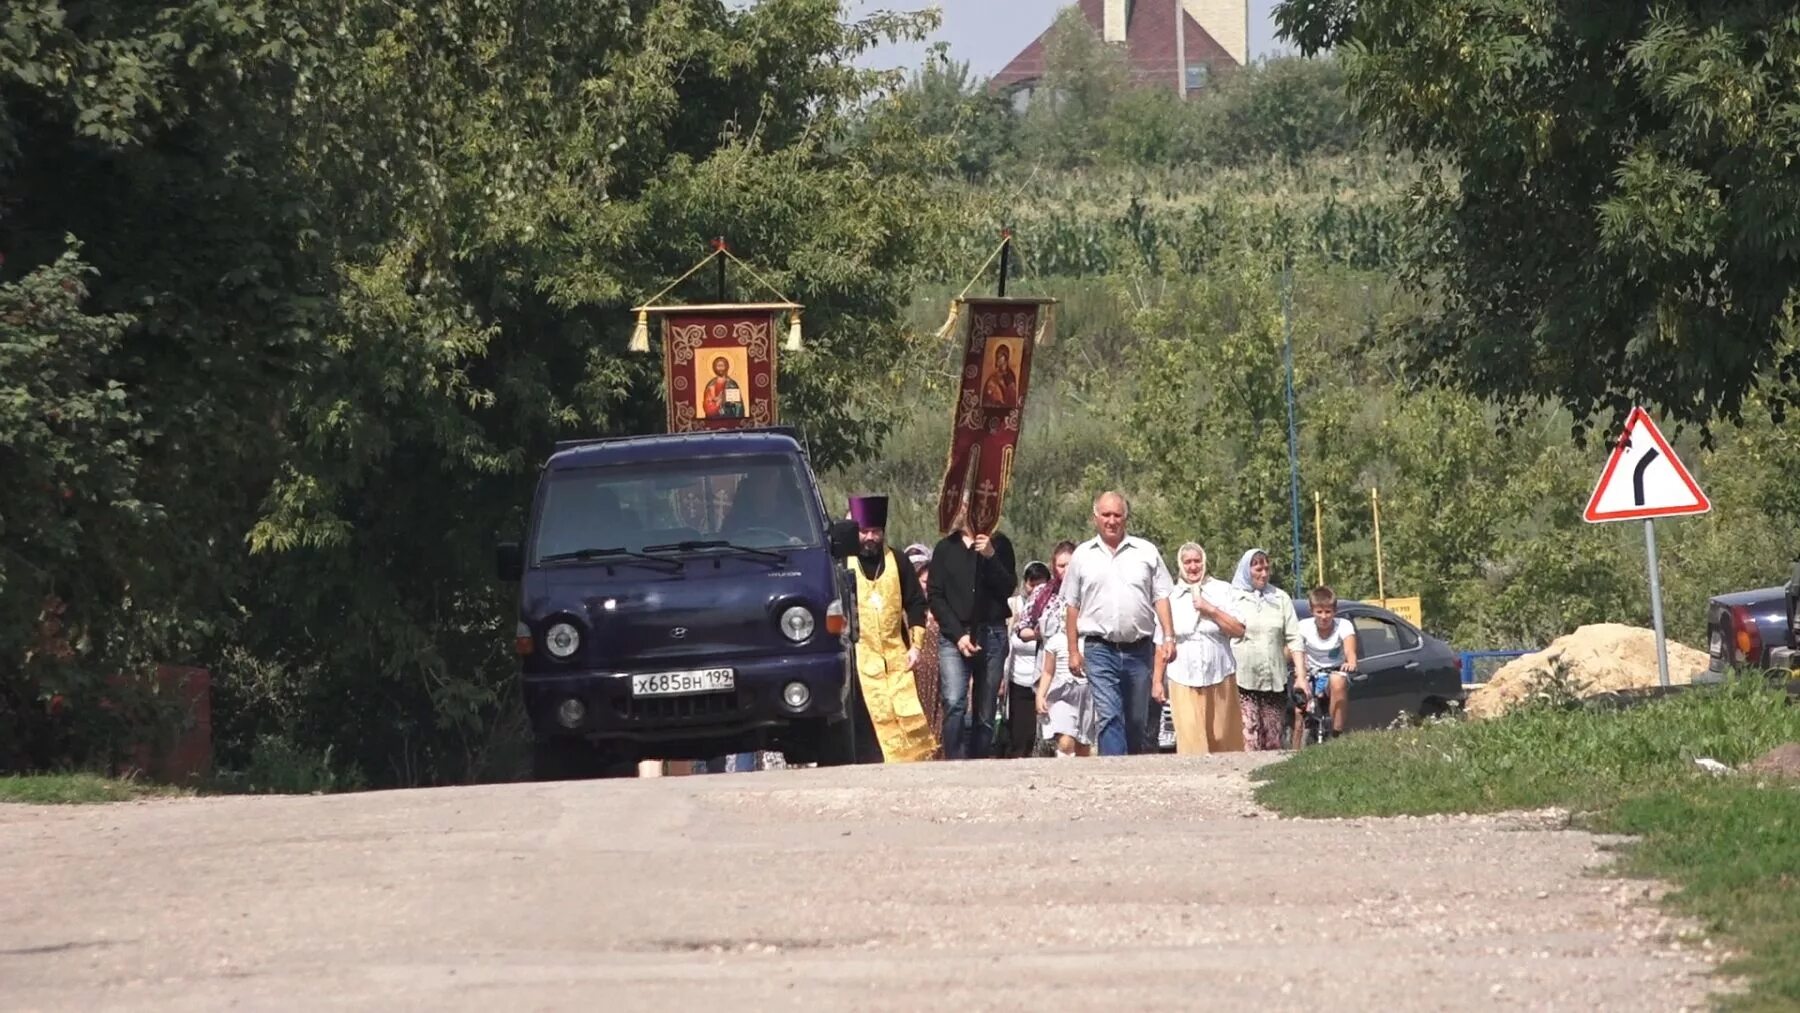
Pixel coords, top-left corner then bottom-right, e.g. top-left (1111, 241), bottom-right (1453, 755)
top-left (1747, 743), bottom-right (1800, 779)
top-left (1465, 623), bottom-right (1710, 720)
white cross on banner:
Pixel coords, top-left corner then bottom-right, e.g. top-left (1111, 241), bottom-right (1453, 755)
top-left (1583, 407), bottom-right (1710, 524)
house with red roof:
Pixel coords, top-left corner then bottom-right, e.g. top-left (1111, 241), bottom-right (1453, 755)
top-left (990, 0), bottom-right (1247, 103)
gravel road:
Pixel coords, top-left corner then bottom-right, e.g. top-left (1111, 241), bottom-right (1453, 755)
top-left (0, 754), bottom-right (1718, 1011)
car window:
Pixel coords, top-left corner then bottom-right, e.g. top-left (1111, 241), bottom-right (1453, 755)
top-left (1352, 615), bottom-right (1403, 659)
top-left (533, 455), bottom-right (821, 561)
top-left (1394, 620), bottom-right (1421, 650)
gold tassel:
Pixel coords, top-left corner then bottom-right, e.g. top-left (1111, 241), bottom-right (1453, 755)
top-left (1034, 302), bottom-right (1057, 347)
top-left (785, 310), bottom-right (803, 351)
top-left (629, 310), bottom-right (650, 353)
top-left (933, 300), bottom-right (963, 344)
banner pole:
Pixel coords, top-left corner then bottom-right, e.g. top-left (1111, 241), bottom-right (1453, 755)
top-left (997, 229), bottom-right (1013, 297)
top-left (1645, 519), bottom-right (1671, 688)
top-left (713, 237), bottom-right (727, 300)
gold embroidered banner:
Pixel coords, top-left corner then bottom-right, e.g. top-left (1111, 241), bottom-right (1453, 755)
top-left (662, 308), bottom-right (780, 433)
top-left (935, 297), bottom-right (1056, 534)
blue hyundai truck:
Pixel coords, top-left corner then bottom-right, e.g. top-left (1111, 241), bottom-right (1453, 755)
top-left (496, 427), bottom-right (861, 779)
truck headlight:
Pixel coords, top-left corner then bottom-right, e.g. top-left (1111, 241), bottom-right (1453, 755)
top-left (779, 606), bottom-right (816, 643)
top-left (544, 622), bottom-right (581, 659)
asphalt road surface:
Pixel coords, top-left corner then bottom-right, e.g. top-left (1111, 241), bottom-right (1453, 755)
top-left (2, 755), bottom-right (1718, 1011)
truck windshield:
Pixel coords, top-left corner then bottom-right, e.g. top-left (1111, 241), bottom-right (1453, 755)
top-left (532, 455), bottom-right (823, 565)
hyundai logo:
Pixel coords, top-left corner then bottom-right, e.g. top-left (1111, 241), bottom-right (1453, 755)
top-left (670, 627), bottom-right (688, 640)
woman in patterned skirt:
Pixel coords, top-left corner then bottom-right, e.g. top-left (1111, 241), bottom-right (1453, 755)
top-left (902, 543), bottom-right (944, 756)
top-left (1230, 548), bottom-right (1305, 750)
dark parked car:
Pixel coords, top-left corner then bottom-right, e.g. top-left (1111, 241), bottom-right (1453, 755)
top-left (1292, 599), bottom-right (1465, 730)
top-left (497, 427), bottom-right (861, 779)
top-left (1706, 561), bottom-right (1799, 674)
top-left (1153, 599), bottom-right (1463, 748)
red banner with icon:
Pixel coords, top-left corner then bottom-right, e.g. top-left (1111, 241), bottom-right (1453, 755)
top-left (935, 297), bottom-right (1055, 535)
top-left (662, 309), bottom-right (780, 433)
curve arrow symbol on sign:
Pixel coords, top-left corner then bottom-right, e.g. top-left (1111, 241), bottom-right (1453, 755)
top-left (1582, 407), bottom-right (1710, 524)
top-left (1632, 448), bottom-right (1660, 507)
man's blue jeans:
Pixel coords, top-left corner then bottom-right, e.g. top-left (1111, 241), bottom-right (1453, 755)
top-left (1083, 638), bottom-right (1154, 756)
top-left (938, 623), bottom-right (1008, 759)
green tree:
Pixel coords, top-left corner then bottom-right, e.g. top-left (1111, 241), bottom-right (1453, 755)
top-left (0, 245), bottom-right (149, 767)
top-left (1276, 0), bottom-right (1800, 431)
top-left (1014, 7), bottom-right (1131, 170)
top-left (1193, 56), bottom-right (1360, 167)
top-left (862, 55), bottom-right (1015, 180)
top-left (1, 0), bottom-right (949, 782)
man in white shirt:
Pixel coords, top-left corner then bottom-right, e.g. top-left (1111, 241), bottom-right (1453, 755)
top-left (1062, 492), bottom-right (1176, 755)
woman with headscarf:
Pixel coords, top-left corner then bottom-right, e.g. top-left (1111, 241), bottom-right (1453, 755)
top-left (902, 542), bottom-right (944, 754)
top-left (1230, 548), bottom-right (1306, 751)
top-left (1024, 540), bottom-right (1078, 639)
top-left (1152, 542), bottom-right (1248, 754)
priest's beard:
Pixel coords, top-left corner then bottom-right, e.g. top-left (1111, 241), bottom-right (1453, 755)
top-left (857, 541), bottom-right (885, 572)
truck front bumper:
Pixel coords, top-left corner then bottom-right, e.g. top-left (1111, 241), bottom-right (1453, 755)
top-left (523, 649), bottom-right (850, 743)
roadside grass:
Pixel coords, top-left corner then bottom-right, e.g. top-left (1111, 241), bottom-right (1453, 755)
top-left (0, 773), bottom-right (188, 805)
top-left (1254, 678), bottom-right (1800, 1010)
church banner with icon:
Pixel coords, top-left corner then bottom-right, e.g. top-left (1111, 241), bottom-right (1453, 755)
top-left (627, 239), bottom-right (803, 434)
top-left (935, 297), bottom-right (1057, 535)
top-left (661, 308), bottom-right (780, 433)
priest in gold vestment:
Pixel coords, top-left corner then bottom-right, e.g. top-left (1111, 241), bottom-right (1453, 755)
top-left (848, 495), bottom-right (938, 762)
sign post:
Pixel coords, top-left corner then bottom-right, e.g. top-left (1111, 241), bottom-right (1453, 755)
top-left (1582, 407), bottom-right (1712, 687)
top-left (1643, 519), bottom-right (1670, 688)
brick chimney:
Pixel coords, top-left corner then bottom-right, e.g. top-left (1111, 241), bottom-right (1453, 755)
top-left (1103, 0), bottom-right (1130, 43)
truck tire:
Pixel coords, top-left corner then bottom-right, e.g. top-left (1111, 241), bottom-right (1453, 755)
top-left (784, 716), bottom-right (858, 767)
top-left (816, 715), bottom-right (857, 767)
top-left (531, 738), bottom-right (621, 781)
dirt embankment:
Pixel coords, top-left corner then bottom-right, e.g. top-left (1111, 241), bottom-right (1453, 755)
top-left (1465, 623), bottom-right (1710, 719)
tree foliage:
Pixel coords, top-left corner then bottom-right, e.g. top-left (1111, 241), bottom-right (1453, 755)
top-left (1276, 0), bottom-right (1800, 432)
top-left (859, 55), bottom-right (1015, 181)
top-left (1, 0), bottom-right (945, 781)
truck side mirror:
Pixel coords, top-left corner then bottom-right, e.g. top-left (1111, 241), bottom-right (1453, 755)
top-left (827, 519), bottom-right (860, 561)
top-left (496, 542), bottom-right (523, 582)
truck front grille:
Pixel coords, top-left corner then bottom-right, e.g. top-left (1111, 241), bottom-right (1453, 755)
top-left (609, 690), bottom-right (752, 725)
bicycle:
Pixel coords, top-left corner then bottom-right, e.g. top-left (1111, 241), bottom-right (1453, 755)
top-left (1289, 669), bottom-right (1341, 748)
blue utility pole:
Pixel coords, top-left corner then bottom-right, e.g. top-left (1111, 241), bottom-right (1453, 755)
top-left (1282, 255), bottom-right (1304, 589)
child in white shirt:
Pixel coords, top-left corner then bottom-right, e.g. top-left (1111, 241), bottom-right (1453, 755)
top-left (1296, 585), bottom-right (1359, 739)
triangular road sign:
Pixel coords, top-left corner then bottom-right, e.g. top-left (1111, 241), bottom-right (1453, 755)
top-left (1583, 407), bottom-right (1710, 523)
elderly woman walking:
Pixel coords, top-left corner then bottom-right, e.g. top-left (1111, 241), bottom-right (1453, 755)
top-left (1231, 548), bottom-right (1306, 750)
top-left (1153, 542), bottom-right (1248, 754)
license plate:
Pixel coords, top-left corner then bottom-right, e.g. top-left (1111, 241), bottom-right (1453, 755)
top-left (631, 668), bottom-right (735, 697)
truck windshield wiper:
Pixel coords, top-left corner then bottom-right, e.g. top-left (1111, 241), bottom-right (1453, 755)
top-left (537, 546), bottom-right (684, 572)
top-left (642, 539), bottom-right (787, 565)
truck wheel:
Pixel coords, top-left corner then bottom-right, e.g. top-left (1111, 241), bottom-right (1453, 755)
top-left (785, 716), bottom-right (857, 767)
top-left (531, 738), bottom-right (603, 781)
top-left (816, 715), bottom-right (857, 767)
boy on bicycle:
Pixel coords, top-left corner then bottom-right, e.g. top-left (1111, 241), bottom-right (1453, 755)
top-left (1295, 585), bottom-right (1358, 742)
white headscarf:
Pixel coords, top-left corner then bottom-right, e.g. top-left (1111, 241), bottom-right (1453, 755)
top-left (1231, 548), bottom-right (1283, 604)
top-left (1176, 542), bottom-right (1207, 589)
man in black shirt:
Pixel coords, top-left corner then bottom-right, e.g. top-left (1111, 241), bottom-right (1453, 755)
top-left (927, 520), bottom-right (1017, 759)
